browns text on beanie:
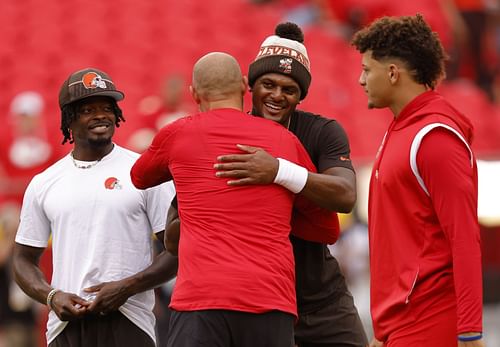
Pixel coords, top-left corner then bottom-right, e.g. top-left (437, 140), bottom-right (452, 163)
top-left (248, 23), bottom-right (311, 100)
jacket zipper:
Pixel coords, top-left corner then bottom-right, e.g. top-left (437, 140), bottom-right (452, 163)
top-left (405, 269), bottom-right (419, 304)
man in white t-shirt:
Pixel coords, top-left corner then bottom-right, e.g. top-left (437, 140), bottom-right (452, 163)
top-left (12, 67), bottom-right (177, 347)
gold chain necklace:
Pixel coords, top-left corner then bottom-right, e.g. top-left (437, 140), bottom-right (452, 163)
top-left (70, 152), bottom-right (100, 169)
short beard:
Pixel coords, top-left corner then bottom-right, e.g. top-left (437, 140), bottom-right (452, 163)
top-left (88, 137), bottom-right (112, 148)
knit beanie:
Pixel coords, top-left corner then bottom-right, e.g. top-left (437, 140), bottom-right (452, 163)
top-left (248, 22), bottom-right (311, 100)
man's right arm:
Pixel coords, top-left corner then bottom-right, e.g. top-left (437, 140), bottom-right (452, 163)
top-left (12, 243), bottom-right (89, 320)
top-left (214, 145), bottom-right (356, 212)
top-left (131, 125), bottom-right (176, 189)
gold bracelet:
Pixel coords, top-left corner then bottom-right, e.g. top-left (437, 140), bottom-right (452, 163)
top-left (46, 288), bottom-right (59, 310)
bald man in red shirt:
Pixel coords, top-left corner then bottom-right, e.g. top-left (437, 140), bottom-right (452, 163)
top-left (131, 52), bottom-right (338, 347)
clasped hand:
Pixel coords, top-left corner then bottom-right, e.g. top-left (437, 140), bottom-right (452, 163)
top-left (50, 280), bottom-right (131, 321)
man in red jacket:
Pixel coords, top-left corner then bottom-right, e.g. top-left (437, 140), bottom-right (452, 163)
top-left (352, 14), bottom-right (483, 347)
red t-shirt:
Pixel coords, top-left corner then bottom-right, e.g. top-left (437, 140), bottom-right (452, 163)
top-left (131, 108), bottom-right (336, 317)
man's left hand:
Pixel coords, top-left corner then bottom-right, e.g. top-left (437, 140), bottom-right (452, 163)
top-left (458, 339), bottom-right (485, 347)
top-left (84, 280), bottom-right (132, 315)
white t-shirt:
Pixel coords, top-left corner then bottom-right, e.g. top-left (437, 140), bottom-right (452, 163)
top-left (15, 144), bottom-right (175, 344)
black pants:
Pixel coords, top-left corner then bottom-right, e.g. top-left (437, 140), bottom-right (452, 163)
top-left (49, 311), bottom-right (155, 347)
top-left (294, 291), bottom-right (368, 347)
top-left (167, 309), bottom-right (294, 347)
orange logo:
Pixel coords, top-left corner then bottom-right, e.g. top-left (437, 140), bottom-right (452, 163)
top-left (104, 177), bottom-right (121, 190)
top-left (82, 72), bottom-right (107, 89)
top-left (339, 156), bottom-right (351, 161)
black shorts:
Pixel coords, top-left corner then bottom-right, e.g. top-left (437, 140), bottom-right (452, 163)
top-left (167, 309), bottom-right (294, 347)
top-left (294, 291), bottom-right (368, 347)
top-left (48, 311), bottom-right (155, 347)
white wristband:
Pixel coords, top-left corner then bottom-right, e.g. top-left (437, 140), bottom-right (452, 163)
top-left (274, 158), bottom-right (308, 193)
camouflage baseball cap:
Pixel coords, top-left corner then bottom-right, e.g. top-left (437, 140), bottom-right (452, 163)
top-left (58, 67), bottom-right (124, 109)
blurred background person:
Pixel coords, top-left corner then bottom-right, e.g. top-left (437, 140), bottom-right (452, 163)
top-left (445, 0), bottom-right (497, 101)
top-left (0, 92), bottom-right (60, 206)
top-left (0, 91), bottom-right (63, 347)
top-left (0, 202), bottom-right (38, 347)
top-left (127, 74), bottom-right (195, 153)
